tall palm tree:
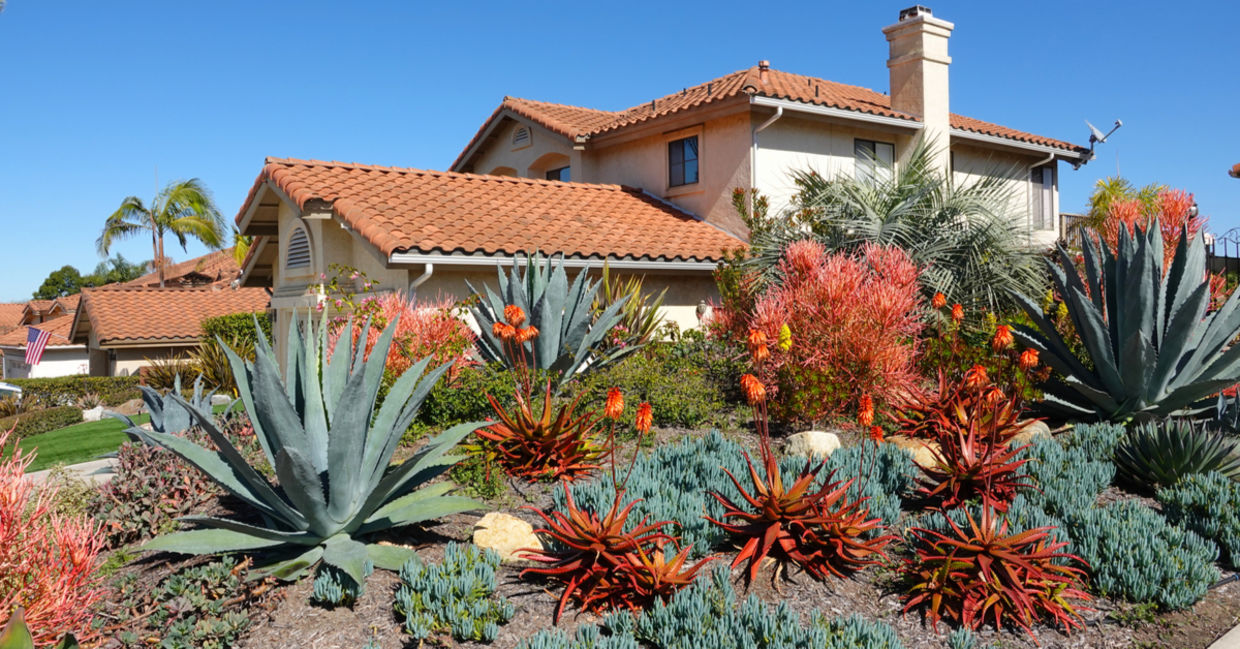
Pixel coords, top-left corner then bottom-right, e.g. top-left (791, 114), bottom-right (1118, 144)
top-left (750, 137), bottom-right (1047, 314)
top-left (97, 178), bottom-right (226, 288)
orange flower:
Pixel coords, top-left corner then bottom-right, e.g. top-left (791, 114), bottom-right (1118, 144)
top-left (752, 343), bottom-right (770, 363)
top-left (747, 329), bottom-right (768, 347)
top-left (857, 394), bottom-right (874, 428)
top-left (515, 325), bottom-right (540, 344)
top-left (931, 292), bottom-right (947, 309)
top-left (635, 402), bottom-right (653, 434)
top-left (604, 387), bottom-right (624, 420)
top-left (1019, 348), bottom-right (1039, 371)
top-left (504, 304), bottom-right (526, 327)
top-left (747, 329), bottom-right (770, 362)
top-left (869, 425), bottom-right (885, 443)
top-left (983, 387), bottom-right (1005, 405)
top-left (492, 322), bottom-right (516, 340)
top-left (951, 304), bottom-right (964, 324)
top-left (964, 364), bottom-right (989, 389)
top-left (992, 325), bottom-right (1014, 351)
top-left (740, 373), bottom-right (766, 405)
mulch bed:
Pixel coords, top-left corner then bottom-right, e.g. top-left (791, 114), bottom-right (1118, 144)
top-left (107, 424), bottom-right (1240, 649)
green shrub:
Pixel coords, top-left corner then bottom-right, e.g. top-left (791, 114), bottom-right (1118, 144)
top-left (394, 543), bottom-right (515, 643)
top-left (1069, 500), bottom-right (1218, 610)
top-left (8, 375), bottom-right (140, 408)
top-left (417, 363), bottom-right (516, 428)
top-left (0, 405), bottom-right (83, 440)
top-left (578, 340), bottom-right (734, 429)
top-left (518, 566), bottom-right (904, 649)
top-left (1157, 471), bottom-right (1240, 569)
top-left (200, 311), bottom-right (272, 347)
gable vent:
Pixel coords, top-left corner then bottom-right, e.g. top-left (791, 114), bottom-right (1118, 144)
top-left (511, 126), bottom-right (531, 148)
top-left (286, 226), bottom-right (311, 270)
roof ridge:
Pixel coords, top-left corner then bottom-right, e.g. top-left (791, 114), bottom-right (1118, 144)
top-left (265, 157), bottom-right (632, 191)
top-left (504, 96), bottom-right (621, 116)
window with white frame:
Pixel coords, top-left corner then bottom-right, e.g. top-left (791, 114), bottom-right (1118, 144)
top-left (855, 139), bottom-right (895, 185)
top-left (668, 135), bottom-right (699, 187)
top-left (1031, 166), bottom-right (1055, 231)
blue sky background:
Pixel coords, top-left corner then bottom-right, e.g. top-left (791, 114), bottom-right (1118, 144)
top-left (1, 1), bottom-right (1236, 301)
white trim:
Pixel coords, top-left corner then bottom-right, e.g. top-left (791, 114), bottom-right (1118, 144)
top-left (388, 251), bottom-right (719, 272)
top-left (951, 128), bottom-right (1088, 160)
top-left (750, 96), bottom-right (924, 131)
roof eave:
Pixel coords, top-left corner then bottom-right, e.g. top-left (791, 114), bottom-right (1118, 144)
top-left (451, 106), bottom-right (577, 173)
top-left (950, 128), bottom-right (1089, 160)
top-left (749, 95), bottom-right (923, 131)
top-left (388, 250), bottom-right (723, 272)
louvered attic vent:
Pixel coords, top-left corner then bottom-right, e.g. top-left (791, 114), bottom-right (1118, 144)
top-left (286, 227), bottom-right (311, 269)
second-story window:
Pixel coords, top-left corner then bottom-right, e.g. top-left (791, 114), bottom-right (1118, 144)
top-left (545, 166), bottom-right (570, 182)
top-left (668, 136), bottom-right (699, 187)
top-left (855, 139), bottom-right (895, 185)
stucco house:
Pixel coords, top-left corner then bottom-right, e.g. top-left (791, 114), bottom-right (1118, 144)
top-left (236, 6), bottom-right (1087, 354)
top-left (0, 296), bottom-right (88, 379)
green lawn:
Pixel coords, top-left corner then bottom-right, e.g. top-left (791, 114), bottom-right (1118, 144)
top-left (7, 414), bottom-right (149, 473)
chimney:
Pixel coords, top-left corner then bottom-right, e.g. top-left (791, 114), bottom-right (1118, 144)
top-left (757, 60), bottom-right (770, 84)
top-left (883, 6), bottom-right (954, 172)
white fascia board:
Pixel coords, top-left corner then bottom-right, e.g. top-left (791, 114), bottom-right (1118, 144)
top-left (951, 129), bottom-right (1089, 160)
top-left (750, 96), bottom-right (924, 131)
top-left (388, 252), bottom-right (719, 273)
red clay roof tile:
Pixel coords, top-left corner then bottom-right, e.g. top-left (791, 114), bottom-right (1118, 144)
top-left (0, 314), bottom-right (78, 348)
top-left (0, 303), bottom-right (25, 335)
top-left (78, 286), bottom-right (269, 345)
top-left (125, 249), bottom-right (242, 288)
top-left (240, 158), bottom-right (744, 263)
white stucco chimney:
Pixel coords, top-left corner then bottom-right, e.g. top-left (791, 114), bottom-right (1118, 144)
top-left (883, 5), bottom-right (954, 173)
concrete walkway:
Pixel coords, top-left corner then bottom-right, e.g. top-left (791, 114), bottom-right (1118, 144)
top-left (25, 458), bottom-right (118, 486)
top-left (1212, 623), bottom-right (1240, 649)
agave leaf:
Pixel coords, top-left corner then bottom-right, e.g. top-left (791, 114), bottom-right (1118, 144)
top-left (365, 543), bottom-right (418, 571)
top-left (248, 332), bottom-right (314, 469)
top-left (360, 359), bottom-right (450, 496)
top-left (258, 545), bottom-right (324, 581)
top-left (220, 336), bottom-right (278, 469)
top-left (320, 314), bottom-right (351, 423)
top-left (275, 446), bottom-right (332, 534)
top-left (178, 516), bottom-right (319, 545)
top-left (359, 493), bottom-right (479, 534)
top-left (143, 528), bottom-right (287, 554)
top-left (322, 533), bottom-right (371, 587)
top-left (0, 609), bottom-right (34, 649)
top-left (355, 422), bottom-right (482, 520)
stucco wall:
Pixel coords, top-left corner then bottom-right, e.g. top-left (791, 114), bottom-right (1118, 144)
top-left (1, 347), bottom-right (89, 379)
top-left (468, 118), bottom-right (577, 179)
top-left (952, 143), bottom-right (1059, 247)
top-left (111, 346), bottom-right (194, 377)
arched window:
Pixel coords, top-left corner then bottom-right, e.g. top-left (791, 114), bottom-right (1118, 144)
top-left (286, 225), bottom-right (312, 271)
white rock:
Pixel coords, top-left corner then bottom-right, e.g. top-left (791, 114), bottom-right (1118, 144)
top-left (81, 406), bottom-right (105, 422)
top-left (473, 512), bottom-right (542, 564)
top-left (885, 435), bottom-right (942, 470)
top-left (210, 394), bottom-right (233, 405)
top-left (1011, 419), bottom-right (1051, 446)
top-left (784, 431), bottom-right (842, 459)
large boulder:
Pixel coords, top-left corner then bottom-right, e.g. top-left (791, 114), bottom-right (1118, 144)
top-left (1010, 419), bottom-right (1051, 447)
top-left (473, 512), bottom-right (542, 564)
top-left (783, 431), bottom-right (841, 460)
top-left (885, 435), bottom-right (942, 470)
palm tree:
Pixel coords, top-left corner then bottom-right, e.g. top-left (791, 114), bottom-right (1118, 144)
top-left (750, 137), bottom-right (1047, 314)
top-left (97, 178), bottom-right (227, 288)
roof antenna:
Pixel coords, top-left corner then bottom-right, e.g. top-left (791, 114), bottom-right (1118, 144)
top-left (1076, 119), bottom-right (1122, 169)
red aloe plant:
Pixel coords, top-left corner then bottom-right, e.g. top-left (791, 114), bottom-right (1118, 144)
top-left (895, 372), bottom-right (1028, 445)
top-left (476, 382), bottom-right (608, 482)
top-left (915, 422), bottom-right (1033, 513)
top-left (0, 426), bottom-right (105, 647)
top-left (903, 503), bottom-right (1091, 639)
top-left (706, 435), bottom-right (895, 583)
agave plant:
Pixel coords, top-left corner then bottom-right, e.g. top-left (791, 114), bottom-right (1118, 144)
top-left (903, 504), bottom-right (1090, 637)
top-left (136, 315), bottom-right (482, 586)
top-left (111, 374), bottom-right (217, 436)
top-left (0, 608), bottom-right (80, 649)
top-left (1014, 222), bottom-right (1240, 421)
top-left (467, 253), bottom-right (633, 388)
top-left (1114, 418), bottom-right (1240, 492)
top-left (592, 261), bottom-right (668, 351)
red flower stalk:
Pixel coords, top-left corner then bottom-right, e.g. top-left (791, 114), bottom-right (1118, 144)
top-left (635, 402), bottom-right (653, 435)
top-left (504, 304), bottom-right (526, 327)
top-left (515, 325), bottom-right (539, 344)
top-left (932, 292), bottom-right (947, 309)
top-left (992, 325), bottom-right (1014, 351)
top-left (963, 365), bottom-right (989, 390)
top-left (740, 374), bottom-right (766, 406)
top-left (951, 304), bottom-right (964, 323)
top-left (858, 394), bottom-right (875, 428)
top-left (492, 322), bottom-right (516, 340)
top-left (604, 388), bottom-right (624, 421)
top-left (752, 343), bottom-right (770, 363)
top-left (869, 426), bottom-right (885, 444)
top-left (903, 503), bottom-right (1091, 638)
top-left (1019, 348), bottom-right (1039, 371)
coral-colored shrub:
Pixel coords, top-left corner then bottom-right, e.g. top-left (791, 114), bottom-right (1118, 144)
top-left (1097, 188), bottom-right (1202, 269)
top-left (330, 292), bottom-right (476, 379)
top-left (720, 240), bottom-right (923, 423)
top-left (0, 426), bottom-right (105, 647)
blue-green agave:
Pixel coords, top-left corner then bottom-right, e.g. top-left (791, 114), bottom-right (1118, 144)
top-left (110, 374), bottom-right (218, 436)
top-left (1014, 222), bottom-right (1240, 421)
top-left (136, 315), bottom-right (482, 585)
top-left (466, 253), bottom-right (634, 387)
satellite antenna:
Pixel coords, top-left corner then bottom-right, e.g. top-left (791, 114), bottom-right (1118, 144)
top-left (1076, 119), bottom-right (1123, 168)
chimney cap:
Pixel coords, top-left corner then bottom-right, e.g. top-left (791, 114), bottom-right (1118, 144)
top-left (898, 5), bottom-right (932, 20)
top-left (758, 60), bottom-right (770, 70)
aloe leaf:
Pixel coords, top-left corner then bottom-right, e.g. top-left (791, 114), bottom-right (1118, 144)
top-left (143, 528), bottom-right (287, 555)
top-left (0, 609), bottom-right (34, 649)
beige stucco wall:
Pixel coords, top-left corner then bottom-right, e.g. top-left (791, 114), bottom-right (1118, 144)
top-left (951, 142), bottom-right (1059, 248)
top-left (1, 346), bottom-right (89, 379)
top-left (110, 346), bottom-right (195, 377)
top-left (467, 118), bottom-right (578, 179)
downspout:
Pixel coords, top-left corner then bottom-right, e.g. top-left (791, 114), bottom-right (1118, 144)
top-left (749, 105), bottom-right (783, 221)
top-left (408, 263), bottom-right (434, 295)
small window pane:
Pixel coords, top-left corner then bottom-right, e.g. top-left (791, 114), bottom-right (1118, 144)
top-left (669, 135), bottom-right (699, 187)
top-left (545, 166), bottom-right (570, 182)
top-left (855, 139), bottom-right (894, 185)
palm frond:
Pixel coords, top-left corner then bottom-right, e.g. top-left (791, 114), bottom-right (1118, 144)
top-left (97, 196), bottom-right (149, 255)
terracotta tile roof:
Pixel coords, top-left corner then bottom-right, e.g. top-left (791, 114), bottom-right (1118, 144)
top-left (0, 314), bottom-right (78, 348)
top-left (26, 300), bottom-right (55, 315)
top-left (126, 249), bottom-right (242, 287)
top-left (53, 294), bottom-right (80, 313)
top-left (0, 303), bottom-right (28, 335)
top-left (1230, 162), bottom-right (1240, 179)
top-left (239, 158), bottom-right (743, 263)
top-left (456, 65), bottom-right (1085, 167)
top-left (78, 286), bottom-right (269, 346)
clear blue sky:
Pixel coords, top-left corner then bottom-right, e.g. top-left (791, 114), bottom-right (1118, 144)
top-left (1, 1), bottom-right (1236, 301)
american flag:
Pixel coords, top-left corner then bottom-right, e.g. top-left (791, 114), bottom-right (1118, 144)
top-left (25, 327), bottom-right (52, 365)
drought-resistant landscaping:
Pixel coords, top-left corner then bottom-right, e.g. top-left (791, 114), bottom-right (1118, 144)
top-left (6, 175), bottom-right (1240, 649)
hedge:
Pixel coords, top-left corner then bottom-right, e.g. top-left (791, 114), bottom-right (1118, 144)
top-left (7, 375), bottom-right (141, 407)
top-left (201, 312), bottom-right (272, 347)
top-left (0, 405), bottom-right (84, 440)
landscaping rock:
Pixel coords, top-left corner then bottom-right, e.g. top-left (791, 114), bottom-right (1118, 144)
top-left (784, 431), bottom-right (841, 459)
top-left (210, 394), bottom-right (233, 406)
top-left (109, 398), bottom-right (145, 416)
top-left (1011, 419), bottom-right (1051, 446)
top-left (885, 435), bottom-right (941, 469)
top-left (472, 512), bottom-right (541, 564)
top-left (82, 406), bottom-right (105, 422)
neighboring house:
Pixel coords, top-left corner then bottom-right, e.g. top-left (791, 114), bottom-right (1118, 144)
top-left (0, 304), bottom-right (25, 336)
top-left (125, 249), bottom-right (244, 288)
top-left (0, 314), bottom-right (88, 379)
top-left (235, 159), bottom-right (741, 358)
top-left (452, 6), bottom-right (1088, 247)
top-left (69, 284), bottom-right (269, 376)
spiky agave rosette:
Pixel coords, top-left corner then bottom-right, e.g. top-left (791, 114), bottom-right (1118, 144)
top-left (135, 314), bottom-right (483, 586)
